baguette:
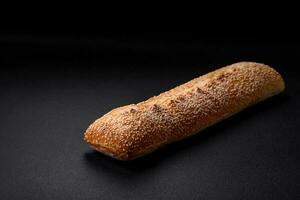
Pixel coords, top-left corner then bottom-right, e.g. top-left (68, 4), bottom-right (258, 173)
top-left (84, 62), bottom-right (285, 160)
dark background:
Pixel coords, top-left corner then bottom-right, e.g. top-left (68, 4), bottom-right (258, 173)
top-left (0, 31), bottom-right (300, 199)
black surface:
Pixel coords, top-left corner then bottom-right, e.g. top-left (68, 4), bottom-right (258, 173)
top-left (0, 34), bottom-right (300, 199)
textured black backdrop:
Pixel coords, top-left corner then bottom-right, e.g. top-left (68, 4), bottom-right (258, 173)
top-left (0, 32), bottom-right (300, 199)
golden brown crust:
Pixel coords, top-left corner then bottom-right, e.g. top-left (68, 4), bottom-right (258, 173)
top-left (84, 62), bottom-right (285, 160)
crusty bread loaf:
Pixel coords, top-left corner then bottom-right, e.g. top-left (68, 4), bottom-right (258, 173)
top-left (84, 62), bottom-right (285, 160)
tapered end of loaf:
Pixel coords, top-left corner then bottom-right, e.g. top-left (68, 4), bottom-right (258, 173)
top-left (84, 123), bottom-right (132, 160)
top-left (229, 62), bottom-right (285, 95)
top-left (250, 61), bottom-right (285, 93)
top-left (83, 105), bottom-right (148, 161)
